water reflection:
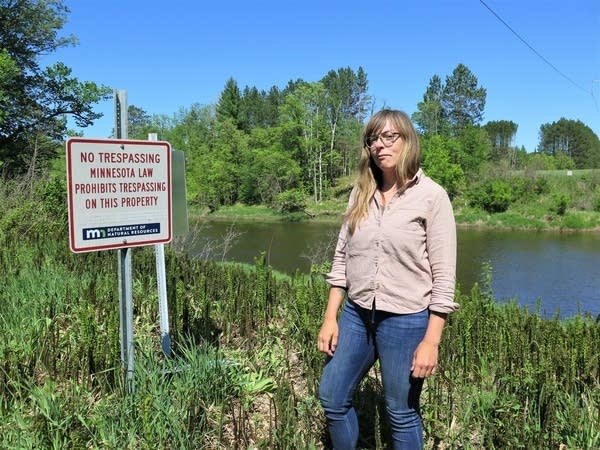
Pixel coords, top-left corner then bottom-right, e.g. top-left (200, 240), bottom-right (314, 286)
top-left (458, 229), bottom-right (600, 318)
top-left (188, 220), bottom-right (600, 319)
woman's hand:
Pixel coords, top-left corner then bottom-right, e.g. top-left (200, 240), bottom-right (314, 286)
top-left (411, 340), bottom-right (439, 378)
top-left (412, 311), bottom-right (447, 378)
top-left (317, 318), bottom-right (339, 357)
top-left (318, 287), bottom-right (345, 357)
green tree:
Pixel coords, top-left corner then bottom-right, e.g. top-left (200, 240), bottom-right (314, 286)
top-left (412, 75), bottom-right (446, 135)
top-left (321, 66), bottom-right (370, 180)
top-left (216, 77), bottom-right (242, 128)
top-left (263, 85), bottom-right (283, 127)
top-left (538, 118), bottom-right (600, 168)
top-left (0, 0), bottom-right (110, 175)
top-left (127, 105), bottom-right (152, 139)
top-left (239, 86), bottom-right (264, 132)
top-left (169, 104), bottom-right (214, 149)
top-left (239, 146), bottom-right (302, 205)
top-left (145, 113), bottom-right (178, 142)
top-left (334, 118), bottom-right (362, 177)
top-left (514, 145), bottom-right (529, 169)
top-left (163, 104), bottom-right (215, 203)
top-left (554, 151), bottom-right (575, 170)
top-left (456, 126), bottom-right (491, 175)
top-left (484, 120), bottom-right (518, 163)
top-left (441, 63), bottom-right (486, 136)
top-left (0, 49), bottom-right (19, 127)
top-left (238, 84), bottom-right (285, 131)
top-left (201, 119), bottom-right (247, 208)
top-left (280, 81), bottom-right (328, 202)
top-left (420, 134), bottom-right (465, 199)
top-left (526, 152), bottom-right (556, 171)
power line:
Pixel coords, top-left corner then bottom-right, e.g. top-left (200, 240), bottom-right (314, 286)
top-left (479, 0), bottom-right (595, 101)
top-left (592, 80), bottom-right (600, 112)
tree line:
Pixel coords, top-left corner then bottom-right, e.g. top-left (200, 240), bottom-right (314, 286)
top-left (2, 0), bottom-right (600, 214)
top-left (94, 66), bottom-right (600, 212)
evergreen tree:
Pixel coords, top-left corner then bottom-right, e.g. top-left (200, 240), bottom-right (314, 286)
top-left (127, 105), bottom-right (152, 140)
top-left (484, 120), bottom-right (518, 165)
top-left (216, 77), bottom-right (242, 129)
top-left (441, 63), bottom-right (486, 136)
top-left (264, 86), bottom-right (283, 127)
top-left (239, 86), bottom-right (263, 131)
top-left (538, 118), bottom-right (600, 168)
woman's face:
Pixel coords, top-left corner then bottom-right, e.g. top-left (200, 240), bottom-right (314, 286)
top-left (367, 120), bottom-right (403, 176)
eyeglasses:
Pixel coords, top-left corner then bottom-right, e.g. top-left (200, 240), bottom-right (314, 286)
top-left (365, 131), bottom-right (401, 150)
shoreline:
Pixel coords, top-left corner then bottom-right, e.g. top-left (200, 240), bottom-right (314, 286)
top-left (191, 205), bottom-right (600, 234)
top-left (454, 221), bottom-right (600, 234)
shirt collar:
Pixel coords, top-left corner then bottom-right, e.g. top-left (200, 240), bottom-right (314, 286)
top-left (408, 168), bottom-right (423, 186)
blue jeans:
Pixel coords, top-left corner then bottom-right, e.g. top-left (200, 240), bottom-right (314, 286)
top-left (319, 300), bottom-right (429, 450)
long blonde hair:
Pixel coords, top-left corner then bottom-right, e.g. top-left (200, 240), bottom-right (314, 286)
top-left (346, 109), bottom-right (421, 234)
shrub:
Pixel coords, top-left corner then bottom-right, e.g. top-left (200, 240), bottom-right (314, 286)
top-left (469, 178), bottom-right (513, 213)
top-left (508, 176), bottom-right (532, 203)
top-left (0, 176), bottom-right (66, 244)
top-left (534, 176), bottom-right (550, 195)
top-left (549, 192), bottom-right (570, 216)
top-left (276, 188), bottom-right (307, 213)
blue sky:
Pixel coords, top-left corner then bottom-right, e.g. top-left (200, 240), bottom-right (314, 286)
top-left (45, 0), bottom-right (599, 152)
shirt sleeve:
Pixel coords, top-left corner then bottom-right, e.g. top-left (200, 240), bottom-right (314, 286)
top-left (325, 187), bottom-right (356, 289)
top-left (426, 187), bottom-right (459, 314)
top-left (325, 221), bottom-right (349, 289)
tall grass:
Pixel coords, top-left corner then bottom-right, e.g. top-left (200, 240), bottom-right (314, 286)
top-left (426, 277), bottom-right (600, 449)
top-left (1, 176), bottom-right (599, 449)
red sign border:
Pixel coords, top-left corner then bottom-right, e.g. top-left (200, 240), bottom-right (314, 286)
top-left (66, 137), bottom-right (172, 253)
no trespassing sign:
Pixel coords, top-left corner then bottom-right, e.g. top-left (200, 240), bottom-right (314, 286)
top-left (66, 138), bottom-right (172, 253)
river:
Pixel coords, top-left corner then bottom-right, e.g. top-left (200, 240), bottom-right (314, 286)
top-left (186, 220), bottom-right (600, 319)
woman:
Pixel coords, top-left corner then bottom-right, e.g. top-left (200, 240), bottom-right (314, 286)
top-left (317, 109), bottom-right (458, 449)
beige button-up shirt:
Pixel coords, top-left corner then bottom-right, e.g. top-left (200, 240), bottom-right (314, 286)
top-left (326, 169), bottom-right (459, 315)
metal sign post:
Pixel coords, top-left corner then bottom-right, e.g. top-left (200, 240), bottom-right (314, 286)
top-left (115, 90), bottom-right (135, 393)
top-left (148, 132), bottom-right (171, 358)
top-left (118, 246), bottom-right (135, 393)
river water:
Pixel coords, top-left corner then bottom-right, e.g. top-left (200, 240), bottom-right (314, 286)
top-left (187, 220), bottom-right (600, 319)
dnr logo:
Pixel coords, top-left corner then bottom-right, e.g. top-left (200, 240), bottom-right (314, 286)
top-left (83, 227), bottom-right (108, 240)
top-left (83, 223), bottom-right (160, 241)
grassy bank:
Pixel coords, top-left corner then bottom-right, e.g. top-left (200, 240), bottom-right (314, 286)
top-left (199, 170), bottom-right (600, 232)
top-left (1, 177), bottom-right (599, 449)
top-left (203, 201), bottom-right (600, 232)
